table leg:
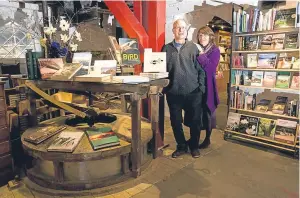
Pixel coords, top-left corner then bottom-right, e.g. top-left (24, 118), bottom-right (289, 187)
top-left (28, 89), bottom-right (37, 127)
top-left (130, 93), bottom-right (141, 178)
top-left (120, 94), bottom-right (128, 113)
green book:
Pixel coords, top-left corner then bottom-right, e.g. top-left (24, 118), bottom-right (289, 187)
top-left (275, 72), bottom-right (291, 88)
top-left (85, 127), bottom-right (120, 150)
top-left (32, 52), bottom-right (44, 79)
top-left (26, 49), bottom-right (34, 80)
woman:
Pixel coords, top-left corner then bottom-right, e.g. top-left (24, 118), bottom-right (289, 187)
top-left (196, 26), bottom-right (220, 148)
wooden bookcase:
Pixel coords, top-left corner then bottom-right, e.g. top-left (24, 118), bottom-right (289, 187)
top-left (224, 5), bottom-right (300, 157)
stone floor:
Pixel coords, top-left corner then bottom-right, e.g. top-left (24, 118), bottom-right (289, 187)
top-left (0, 119), bottom-right (299, 198)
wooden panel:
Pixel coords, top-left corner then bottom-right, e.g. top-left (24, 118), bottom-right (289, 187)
top-left (0, 154), bottom-right (12, 169)
top-left (0, 141), bottom-right (10, 155)
top-left (0, 113), bottom-right (7, 128)
top-left (0, 99), bottom-right (5, 112)
top-left (0, 82), bottom-right (4, 97)
top-left (0, 127), bottom-right (9, 141)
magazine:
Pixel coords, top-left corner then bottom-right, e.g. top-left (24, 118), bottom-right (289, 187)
top-left (251, 71), bottom-right (264, 86)
top-left (238, 115), bottom-right (259, 135)
top-left (275, 72), bottom-right (290, 88)
top-left (274, 119), bottom-right (297, 144)
top-left (255, 99), bottom-right (271, 112)
top-left (257, 118), bottom-right (276, 139)
top-left (119, 38), bottom-right (140, 65)
top-left (271, 34), bottom-right (285, 50)
top-left (247, 54), bottom-right (257, 68)
top-left (225, 112), bottom-right (241, 132)
top-left (272, 96), bottom-right (288, 115)
top-left (143, 48), bottom-right (167, 73)
top-left (274, 8), bottom-right (297, 29)
top-left (263, 72), bottom-right (276, 87)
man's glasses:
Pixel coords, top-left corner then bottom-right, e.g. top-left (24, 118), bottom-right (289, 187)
top-left (174, 26), bottom-right (186, 30)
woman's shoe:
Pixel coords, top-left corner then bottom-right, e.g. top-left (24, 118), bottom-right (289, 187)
top-left (199, 139), bottom-right (211, 149)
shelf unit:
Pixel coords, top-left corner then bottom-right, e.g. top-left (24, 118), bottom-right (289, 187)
top-left (225, 5), bottom-right (300, 157)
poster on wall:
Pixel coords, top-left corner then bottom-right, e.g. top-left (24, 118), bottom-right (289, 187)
top-left (119, 38), bottom-right (140, 65)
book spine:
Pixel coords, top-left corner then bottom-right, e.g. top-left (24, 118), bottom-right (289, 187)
top-left (26, 49), bottom-right (34, 80)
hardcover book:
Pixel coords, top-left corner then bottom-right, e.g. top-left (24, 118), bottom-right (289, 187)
top-left (285, 33), bottom-right (298, 49)
top-left (277, 53), bottom-right (293, 69)
top-left (225, 112), bottom-right (241, 132)
top-left (260, 35), bottom-right (273, 50)
top-left (251, 71), bottom-right (264, 86)
top-left (275, 72), bottom-right (290, 88)
top-left (93, 60), bottom-right (117, 76)
top-left (272, 96), bottom-right (288, 115)
top-left (247, 54), bottom-right (257, 68)
top-left (263, 72), bottom-right (276, 87)
top-left (238, 115), bottom-right (259, 135)
top-left (24, 125), bottom-right (67, 145)
top-left (119, 38), bottom-right (140, 65)
top-left (72, 52), bottom-right (92, 71)
top-left (255, 99), bottom-right (271, 112)
top-left (244, 36), bottom-right (259, 50)
top-left (257, 53), bottom-right (277, 68)
top-left (274, 8), bottom-right (297, 29)
top-left (271, 34), bottom-right (285, 50)
top-left (242, 71), bottom-right (252, 86)
top-left (47, 131), bottom-right (84, 152)
top-left (257, 118), bottom-right (276, 139)
top-left (143, 48), bottom-right (167, 73)
top-left (290, 72), bottom-right (299, 89)
top-left (85, 127), bottom-right (120, 150)
top-left (274, 119), bottom-right (297, 144)
top-left (108, 36), bottom-right (122, 64)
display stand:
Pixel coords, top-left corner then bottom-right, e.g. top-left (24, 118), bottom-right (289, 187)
top-left (21, 79), bottom-right (168, 190)
top-left (224, 5), bottom-right (300, 157)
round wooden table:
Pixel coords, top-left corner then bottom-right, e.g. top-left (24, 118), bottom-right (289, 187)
top-left (22, 113), bottom-right (153, 190)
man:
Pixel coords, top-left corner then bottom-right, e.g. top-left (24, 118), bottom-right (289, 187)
top-left (162, 19), bottom-right (206, 158)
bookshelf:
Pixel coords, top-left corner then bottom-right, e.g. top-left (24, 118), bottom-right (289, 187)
top-left (224, 3), bottom-right (300, 157)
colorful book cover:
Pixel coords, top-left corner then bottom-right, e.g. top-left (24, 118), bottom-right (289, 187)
top-left (274, 119), bottom-right (297, 144)
top-left (271, 33), bottom-right (285, 50)
top-left (93, 60), bottom-right (117, 76)
top-left (263, 72), bottom-right (276, 87)
top-left (225, 112), bottom-right (241, 132)
top-left (251, 71), bottom-right (264, 86)
top-left (277, 53), bottom-right (293, 69)
top-left (274, 8), bottom-right (297, 29)
top-left (247, 54), bottom-right (257, 68)
top-left (108, 36), bottom-right (122, 64)
top-left (244, 36), bottom-right (259, 50)
top-left (242, 71), bottom-right (252, 86)
top-left (257, 118), bottom-right (276, 139)
top-left (257, 53), bottom-right (277, 68)
top-left (231, 70), bottom-right (236, 85)
top-left (284, 33), bottom-right (298, 49)
top-left (292, 57), bottom-right (300, 69)
top-left (290, 72), bottom-right (300, 89)
top-left (255, 99), bottom-right (271, 112)
top-left (38, 58), bottom-right (64, 79)
top-left (47, 131), bottom-right (84, 153)
top-left (260, 35), bottom-right (273, 50)
top-left (275, 71), bottom-right (290, 88)
top-left (85, 127), bottom-right (120, 150)
top-left (272, 96), bottom-right (288, 115)
top-left (238, 115), bottom-right (259, 135)
top-left (119, 38), bottom-right (140, 65)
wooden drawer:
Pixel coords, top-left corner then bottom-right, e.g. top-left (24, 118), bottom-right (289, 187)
top-left (0, 141), bottom-right (10, 155)
top-left (0, 127), bottom-right (9, 142)
top-left (0, 154), bottom-right (12, 169)
top-left (0, 98), bottom-right (6, 112)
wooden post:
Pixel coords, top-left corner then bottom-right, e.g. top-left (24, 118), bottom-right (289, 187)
top-left (130, 92), bottom-right (141, 178)
top-left (120, 94), bottom-right (128, 113)
top-left (27, 89), bottom-right (37, 127)
top-left (53, 161), bottom-right (64, 182)
top-left (150, 93), bottom-right (160, 158)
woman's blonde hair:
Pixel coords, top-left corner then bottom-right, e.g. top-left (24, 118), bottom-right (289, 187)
top-left (197, 26), bottom-right (215, 45)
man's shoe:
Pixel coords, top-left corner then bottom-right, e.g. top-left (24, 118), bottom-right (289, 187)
top-left (191, 149), bottom-right (200, 158)
top-left (199, 139), bottom-right (211, 149)
top-left (172, 146), bottom-right (188, 158)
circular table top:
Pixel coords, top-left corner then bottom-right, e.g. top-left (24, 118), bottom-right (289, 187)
top-left (22, 113), bottom-right (152, 162)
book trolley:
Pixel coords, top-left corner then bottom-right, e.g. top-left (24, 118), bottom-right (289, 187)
top-left (224, 3), bottom-right (300, 157)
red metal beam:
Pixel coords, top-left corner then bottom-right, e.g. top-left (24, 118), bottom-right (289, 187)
top-left (104, 0), bottom-right (148, 50)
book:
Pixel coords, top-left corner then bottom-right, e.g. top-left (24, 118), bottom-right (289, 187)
top-left (263, 72), bottom-right (276, 87)
top-left (74, 74), bottom-right (112, 82)
top-left (242, 71), bottom-right (252, 86)
top-left (38, 58), bottom-right (64, 79)
top-left (257, 53), bottom-right (277, 68)
top-left (139, 72), bottom-right (169, 79)
top-left (290, 72), bottom-right (299, 89)
top-left (275, 71), bottom-right (290, 88)
top-left (225, 112), bottom-right (241, 132)
top-left (85, 127), bottom-right (120, 150)
top-left (274, 8), bottom-right (297, 29)
top-left (292, 56), bottom-right (300, 69)
top-left (108, 36), bottom-right (122, 64)
top-left (119, 38), bottom-right (140, 65)
top-left (244, 36), bottom-right (259, 50)
top-left (26, 49), bottom-right (34, 80)
top-left (72, 52), bottom-right (92, 71)
top-left (111, 76), bottom-right (150, 84)
top-left (238, 115), bottom-right (259, 135)
top-left (260, 35), bottom-right (273, 50)
top-left (255, 99), bottom-right (271, 112)
top-left (143, 48), bottom-right (167, 73)
top-left (47, 131), bottom-right (84, 152)
top-left (257, 118), bottom-right (276, 139)
top-left (277, 53), bottom-right (293, 69)
top-left (272, 96), bottom-right (288, 115)
top-left (247, 54), bottom-right (257, 68)
top-left (274, 119), bottom-right (297, 144)
top-left (93, 60), bottom-right (117, 76)
top-left (24, 125), bottom-right (67, 145)
top-left (271, 34), bottom-right (285, 50)
top-left (285, 33), bottom-right (298, 49)
top-left (251, 71), bottom-right (264, 86)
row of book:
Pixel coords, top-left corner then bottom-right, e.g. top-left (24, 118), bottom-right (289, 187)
top-left (226, 112), bottom-right (299, 145)
top-left (232, 70), bottom-right (299, 89)
top-left (233, 52), bottom-right (299, 69)
top-left (235, 33), bottom-right (298, 51)
top-left (24, 125), bottom-right (120, 152)
top-left (230, 89), bottom-right (299, 117)
top-left (233, 6), bottom-right (299, 33)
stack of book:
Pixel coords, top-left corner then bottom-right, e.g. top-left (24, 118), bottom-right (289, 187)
top-left (85, 127), bottom-right (120, 150)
